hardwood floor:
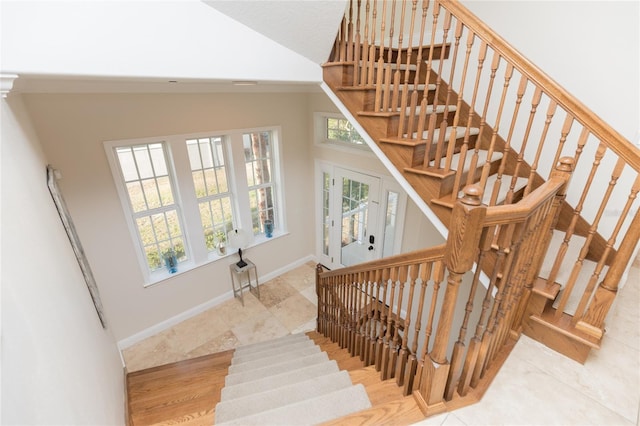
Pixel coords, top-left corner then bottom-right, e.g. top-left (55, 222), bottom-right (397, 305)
top-left (126, 331), bottom-right (426, 425)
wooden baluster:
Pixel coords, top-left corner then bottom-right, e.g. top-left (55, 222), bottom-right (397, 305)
top-left (478, 62), bottom-right (514, 197)
top-left (546, 143), bottom-right (606, 290)
top-left (444, 22), bottom-right (472, 173)
top-left (381, 0), bottom-right (397, 112)
top-left (351, 273), bottom-right (359, 356)
top-left (375, 268), bottom-right (390, 371)
top-left (573, 174), bottom-right (640, 322)
top-left (416, 3), bottom-right (442, 159)
top-left (381, 267), bottom-right (398, 379)
top-left (417, 186), bottom-right (486, 410)
top-left (338, 276), bottom-right (345, 343)
top-left (554, 157), bottom-right (626, 319)
top-left (457, 225), bottom-right (497, 396)
top-left (340, 276), bottom-right (348, 348)
top-left (522, 100), bottom-right (557, 197)
top-left (485, 222), bottom-right (524, 368)
top-left (397, 263), bottom-right (418, 387)
top-left (397, 0), bottom-right (419, 137)
top-left (360, 0), bottom-right (371, 86)
top-left (471, 223), bottom-right (516, 387)
top-left (414, 260), bottom-right (444, 393)
top-left (445, 226), bottom-right (491, 400)
top-left (368, 268), bottom-right (383, 365)
top-left (550, 114), bottom-right (574, 173)
top-left (366, 0), bottom-right (378, 86)
top-left (354, 273), bottom-right (363, 355)
top-left (489, 74), bottom-right (527, 206)
top-left (346, 0), bottom-right (354, 62)
top-left (404, 0), bottom-right (430, 138)
top-left (431, 11), bottom-right (454, 169)
top-left (352, 272), bottom-right (362, 356)
top-left (464, 50), bottom-right (500, 188)
top-left (339, 16), bottom-right (347, 62)
top-left (577, 198), bottom-right (640, 338)
top-left (360, 271), bottom-right (372, 362)
top-left (357, 272), bottom-right (367, 356)
top-left (373, 0), bottom-right (388, 111)
top-left (512, 159), bottom-right (573, 331)
top-left (315, 265), bottom-right (322, 333)
top-left (389, 265), bottom-right (408, 379)
top-left (353, 0), bottom-right (362, 85)
top-left (390, 0), bottom-right (406, 112)
top-left (505, 87), bottom-right (542, 203)
top-left (450, 40), bottom-right (487, 201)
top-left (404, 261), bottom-right (433, 395)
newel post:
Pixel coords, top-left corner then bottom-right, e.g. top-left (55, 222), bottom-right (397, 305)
top-left (416, 186), bottom-right (486, 413)
top-left (316, 264), bottom-right (325, 334)
top-left (577, 206), bottom-right (640, 338)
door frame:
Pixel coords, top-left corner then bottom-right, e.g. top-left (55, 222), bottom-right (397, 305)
top-left (315, 161), bottom-right (407, 269)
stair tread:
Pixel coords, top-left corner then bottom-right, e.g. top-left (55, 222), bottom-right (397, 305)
top-left (232, 339), bottom-right (317, 364)
top-left (530, 306), bottom-right (602, 349)
top-left (432, 173), bottom-right (527, 208)
top-left (216, 371), bottom-right (353, 423)
top-left (221, 360), bottom-right (341, 401)
top-left (216, 384), bottom-right (372, 426)
top-left (228, 346), bottom-right (321, 374)
top-left (233, 333), bottom-right (308, 355)
top-left (358, 103), bottom-right (455, 117)
top-left (225, 352), bottom-right (329, 386)
top-left (380, 126), bottom-right (479, 147)
top-left (539, 230), bottom-right (600, 315)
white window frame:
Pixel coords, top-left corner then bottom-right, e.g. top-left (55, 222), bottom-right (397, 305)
top-left (105, 126), bottom-right (286, 286)
top-left (313, 112), bottom-right (374, 154)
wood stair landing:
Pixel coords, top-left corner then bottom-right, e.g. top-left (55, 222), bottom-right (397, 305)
top-left (126, 349), bottom-right (233, 426)
top-left (308, 331), bottom-right (426, 426)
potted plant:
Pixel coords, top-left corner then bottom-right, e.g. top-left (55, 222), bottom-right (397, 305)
top-left (162, 248), bottom-right (178, 274)
top-left (215, 230), bottom-right (227, 256)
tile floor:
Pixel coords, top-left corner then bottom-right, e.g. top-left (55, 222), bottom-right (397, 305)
top-left (123, 259), bottom-right (640, 425)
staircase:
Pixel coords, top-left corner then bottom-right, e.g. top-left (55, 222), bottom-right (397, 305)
top-left (214, 333), bottom-right (371, 425)
top-left (316, 0), bottom-right (640, 419)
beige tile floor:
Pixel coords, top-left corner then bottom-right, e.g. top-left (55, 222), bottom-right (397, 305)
top-left (123, 259), bottom-right (640, 425)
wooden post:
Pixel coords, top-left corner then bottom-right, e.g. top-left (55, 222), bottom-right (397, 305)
top-left (577, 206), bottom-right (640, 338)
top-left (416, 185), bottom-right (486, 412)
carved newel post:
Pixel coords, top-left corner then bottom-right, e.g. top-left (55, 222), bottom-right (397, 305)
top-left (417, 185), bottom-right (487, 413)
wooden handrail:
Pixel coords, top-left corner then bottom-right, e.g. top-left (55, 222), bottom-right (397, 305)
top-left (438, 0), bottom-right (640, 172)
top-left (319, 244), bottom-right (446, 278)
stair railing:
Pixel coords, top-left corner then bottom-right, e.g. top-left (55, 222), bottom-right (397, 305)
top-left (326, 0), bottom-right (640, 343)
top-left (317, 158), bottom-right (573, 412)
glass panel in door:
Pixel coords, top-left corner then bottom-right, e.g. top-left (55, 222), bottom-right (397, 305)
top-left (336, 170), bottom-right (379, 267)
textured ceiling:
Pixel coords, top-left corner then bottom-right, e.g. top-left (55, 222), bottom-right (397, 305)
top-left (203, 0), bottom-right (347, 64)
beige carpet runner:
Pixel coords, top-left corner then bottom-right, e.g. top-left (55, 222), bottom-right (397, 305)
top-left (215, 333), bottom-right (371, 425)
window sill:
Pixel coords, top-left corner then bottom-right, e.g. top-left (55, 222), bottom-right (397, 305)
top-left (142, 231), bottom-right (288, 288)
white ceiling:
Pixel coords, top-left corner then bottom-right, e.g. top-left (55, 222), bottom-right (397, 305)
top-left (6, 1), bottom-right (347, 94)
top-left (203, 1), bottom-right (347, 65)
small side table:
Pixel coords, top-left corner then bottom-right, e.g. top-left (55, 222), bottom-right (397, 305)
top-left (229, 259), bottom-right (259, 306)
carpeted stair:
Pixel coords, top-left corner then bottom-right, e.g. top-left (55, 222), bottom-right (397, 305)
top-left (215, 333), bottom-right (371, 425)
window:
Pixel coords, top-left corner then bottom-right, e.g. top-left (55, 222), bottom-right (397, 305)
top-left (244, 131), bottom-right (276, 235)
top-left (314, 112), bottom-right (371, 151)
top-left (114, 143), bottom-right (186, 272)
top-left (326, 117), bottom-right (365, 146)
top-left (186, 137), bottom-right (233, 252)
top-left (106, 127), bottom-right (284, 285)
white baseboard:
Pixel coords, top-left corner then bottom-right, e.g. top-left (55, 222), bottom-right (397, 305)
top-left (117, 254), bottom-right (317, 351)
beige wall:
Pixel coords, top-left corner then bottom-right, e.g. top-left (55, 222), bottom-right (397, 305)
top-left (2, 95), bottom-right (125, 423)
top-left (23, 92), bottom-right (316, 341)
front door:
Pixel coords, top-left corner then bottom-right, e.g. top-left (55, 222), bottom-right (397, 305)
top-left (330, 168), bottom-right (380, 268)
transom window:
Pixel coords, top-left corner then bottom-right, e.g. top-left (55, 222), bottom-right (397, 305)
top-left (326, 117), bottom-right (365, 146)
top-left (314, 112), bottom-right (370, 151)
top-left (105, 127), bottom-right (285, 285)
